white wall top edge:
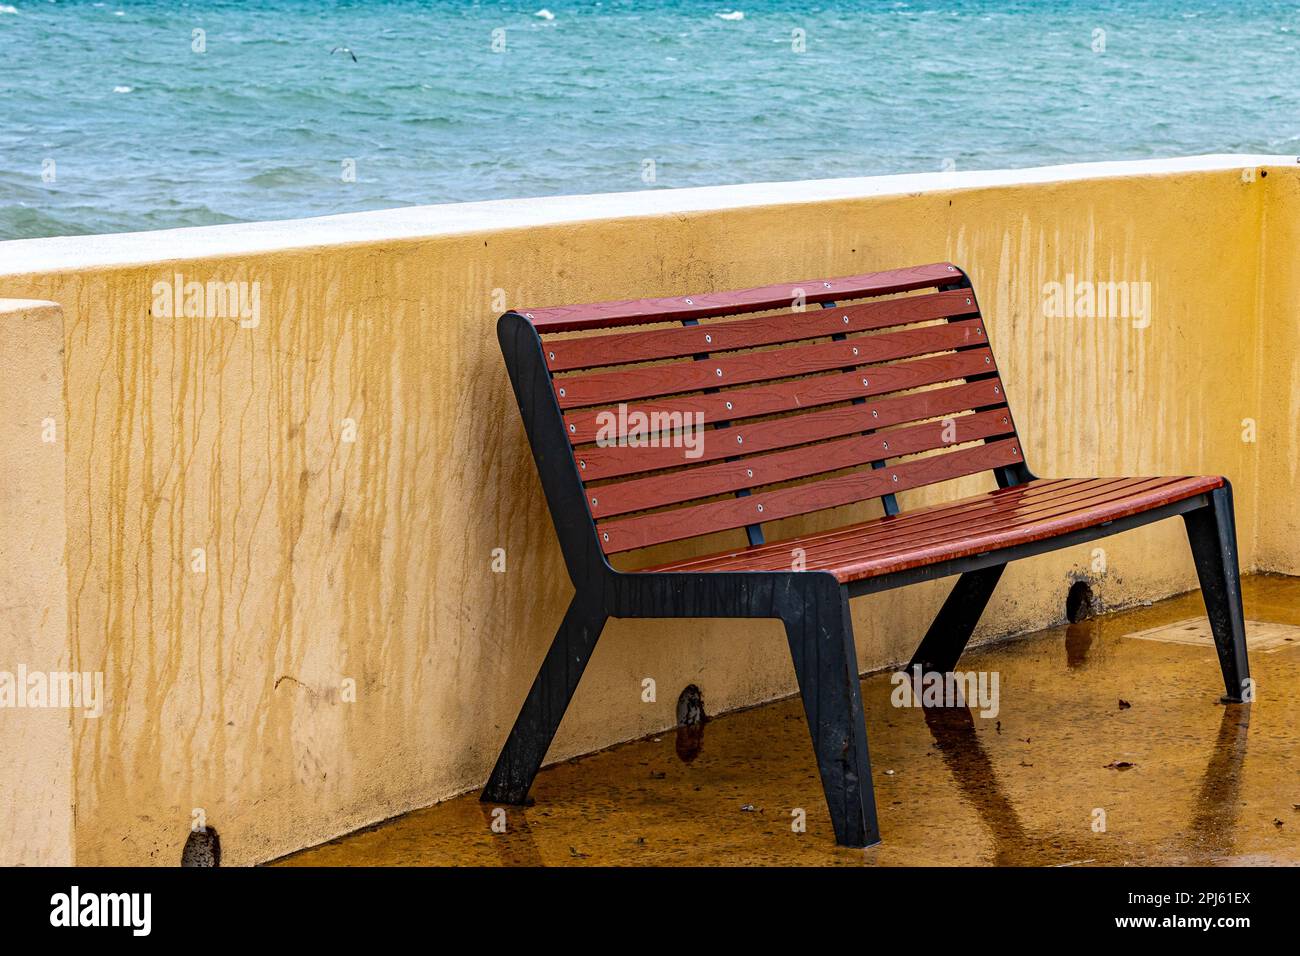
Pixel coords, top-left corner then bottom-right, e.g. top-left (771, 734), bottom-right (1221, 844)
top-left (0, 298), bottom-right (62, 314)
top-left (1, 154), bottom-right (1293, 277)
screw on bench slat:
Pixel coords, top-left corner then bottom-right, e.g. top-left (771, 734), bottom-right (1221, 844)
top-left (831, 300), bottom-right (898, 516)
top-left (682, 314), bottom-right (763, 546)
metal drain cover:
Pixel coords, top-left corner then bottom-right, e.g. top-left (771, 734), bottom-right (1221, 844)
top-left (1125, 616), bottom-right (1300, 654)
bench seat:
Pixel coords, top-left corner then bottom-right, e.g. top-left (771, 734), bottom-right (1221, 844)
top-left (642, 475), bottom-right (1224, 583)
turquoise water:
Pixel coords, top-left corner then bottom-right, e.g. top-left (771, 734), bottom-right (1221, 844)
top-left (2, 0), bottom-right (1298, 239)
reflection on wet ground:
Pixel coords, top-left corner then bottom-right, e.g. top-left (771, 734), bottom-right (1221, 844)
top-left (280, 576), bottom-right (1299, 866)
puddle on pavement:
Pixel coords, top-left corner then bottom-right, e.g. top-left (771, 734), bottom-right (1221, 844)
top-left (277, 575), bottom-right (1300, 867)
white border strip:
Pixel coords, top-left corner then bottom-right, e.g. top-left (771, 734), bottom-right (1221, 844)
top-left (1, 154), bottom-right (1293, 276)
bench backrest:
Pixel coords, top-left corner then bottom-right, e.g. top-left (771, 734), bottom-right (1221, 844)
top-left (503, 262), bottom-right (1027, 567)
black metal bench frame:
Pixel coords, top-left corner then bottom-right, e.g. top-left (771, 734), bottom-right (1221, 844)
top-left (481, 269), bottom-right (1251, 848)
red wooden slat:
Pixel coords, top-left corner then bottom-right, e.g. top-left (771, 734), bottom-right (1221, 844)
top-left (808, 478), bottom-right (1187, 570)
top-left (556, 318), bottom-right (987, 409)
top-left (565, 348), bottom-right (1000, 445)
top-left (578, 377), bottom-right (1007, 481)
top-left (637, 475), bottom-right (1221, 580)
top-left (637, 477), bottom-right (1109, 572)
top-left (745, 478), bottom-right (1175, 572)
top-left (521, 262), bottom-right (964, 333)
top-left (829, 476), bottom-right (1220, 581)
top-left (589, 408), bottom-right (1013, 518)
top-left (795, 479), bottom-right (1140, 559)
top-left (543, 288), bottom-right (977, 372)
top-left (597, 438), bottom-right (1023, 554)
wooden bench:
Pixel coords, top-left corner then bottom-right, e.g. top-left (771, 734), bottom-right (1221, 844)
top-left (482, 262), bottom-right (1250, 847)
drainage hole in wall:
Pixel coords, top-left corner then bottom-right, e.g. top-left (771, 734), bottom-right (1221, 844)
top-left (1066, 581), bottom-right (1097, 624)
top-left (181, 827), bottom-right (221, 867)
top-left (675, 684), bottom-right (707, 764)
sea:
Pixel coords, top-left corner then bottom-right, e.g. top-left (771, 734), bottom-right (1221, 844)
top-left (2, 0), bottom-right (1298, 238)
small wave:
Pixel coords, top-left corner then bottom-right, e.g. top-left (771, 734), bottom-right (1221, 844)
top-left (0, 204), bottom-right (88, 241)
top-left (246, 166), bottom-right (318, 187)
top-left (113, 85), bottom-right (133, 93)
top-left (716, 11), bottom-right (744, 21)
top-left (534, 9), bottom-right (554, 20)
top-left (0, 5), bottom-right (18, 14)
top-left (400, 115), bottom-right (459, 129)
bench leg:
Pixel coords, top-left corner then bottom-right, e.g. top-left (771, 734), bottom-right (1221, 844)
top-left (782, 582), bottom-right (880, 848)
top-left (481, 593), bottom-right (608, 804)
top-left (908, 564), bottom-right (1006, 673)
top-left (1182, 485), bottom-right (1251, 703)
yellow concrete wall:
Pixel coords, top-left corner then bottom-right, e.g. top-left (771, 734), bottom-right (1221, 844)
top-left (1255, 167), bottom-right (1300, 573)
top-left (0, 300), bottom-right (73, 865)
top-left (0, 157), bottom-right (1290, 865)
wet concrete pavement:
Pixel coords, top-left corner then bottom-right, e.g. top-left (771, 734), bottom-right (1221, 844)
top-left (280, 575), bottom-right (1299, 866)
